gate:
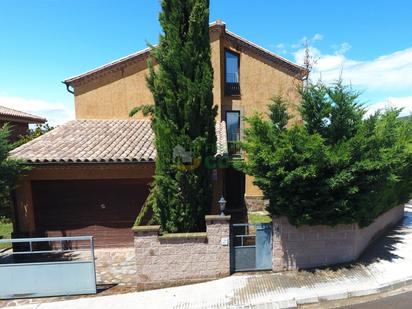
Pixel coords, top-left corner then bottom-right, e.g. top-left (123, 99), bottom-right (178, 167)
top-left (0, 236), bottom-right (97, 299)
top-left (231, 223), bottom-right (272, 272)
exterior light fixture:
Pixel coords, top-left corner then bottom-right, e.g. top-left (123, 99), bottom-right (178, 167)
top-left (218, 196), bottom-right (226, 216)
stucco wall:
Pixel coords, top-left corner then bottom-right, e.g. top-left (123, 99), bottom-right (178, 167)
top-left (134, 215), bottom-right (231, 290)
top-left (70, 23), bottom-right (305, 204)
top-left (272, 204), bottom-right (405, 271)
top-left (74, 32), bottom-right (222, 121)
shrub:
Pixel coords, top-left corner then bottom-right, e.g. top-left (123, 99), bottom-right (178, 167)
top-left (238, 82), bottom-right (412, 227)
top-left (0, 125), bottom-right (29, 219)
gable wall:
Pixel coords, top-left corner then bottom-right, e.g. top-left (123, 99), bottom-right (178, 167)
top-left (71, 28), bottom-right (304, 199)
top-left (74, 30), bottom-right (222, 120)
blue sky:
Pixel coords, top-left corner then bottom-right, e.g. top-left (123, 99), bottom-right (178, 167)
top-left (0, 0), bottom-right (411, 124)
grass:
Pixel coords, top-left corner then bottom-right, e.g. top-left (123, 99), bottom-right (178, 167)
top-left (248, 212), bottom-right (272, 224)
top-left (0, 222), bottom-right (12, 249)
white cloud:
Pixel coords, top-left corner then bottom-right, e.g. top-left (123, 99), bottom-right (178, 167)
top-left (334, 42), bottom-right (351, 55)
top-left (312, 33), bottom-right (324, 41)
top-left (273, 43), bottom-right (287, 55)
top-left (365, 96), bottom-right (412, 118)
top-left (286, 33), bottom-right (325, 50)
top-left (294, 45), bottom-right (412, 91)
top-left (0, 96), bottom-right (74, 126)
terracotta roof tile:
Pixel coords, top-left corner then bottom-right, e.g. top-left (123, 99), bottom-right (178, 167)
top-left (10, 119), bottom-right (228, 164)
top-left (0, 105), bottom-right (46, 124)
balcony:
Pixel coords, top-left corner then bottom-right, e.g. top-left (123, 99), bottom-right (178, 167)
top-left (228, 141), bottom-right (241, 156)
top-left (227, 132), bottom-right (241, 156)
top-left (225, 82), bottom-right (240, 96)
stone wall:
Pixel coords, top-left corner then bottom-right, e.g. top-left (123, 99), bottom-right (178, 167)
top-left (93, 248), bottom-right (137, 286)
top-left (76, 248), bottom-right (137, 286)
top-left (272, 204), bottom-right (405, 271)
top-left (133, 215), bottom-right (231, 290)
top-left (244, 195), bottom-right (266, 212)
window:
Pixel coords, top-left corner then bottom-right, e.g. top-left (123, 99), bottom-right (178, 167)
top-left (226, 111), bottom-right (241, 155)
top-left (225, 50), bottom-right (240, 95)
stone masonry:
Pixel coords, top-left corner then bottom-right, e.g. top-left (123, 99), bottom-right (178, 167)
top-left (93, 248), bottom-right (137, 286)
top-left (77, 248), bottom-right (137, 286)
top-left (272, 204), bottom-right (405, 271)
top-left (133, 215), bottom-right (231, 290)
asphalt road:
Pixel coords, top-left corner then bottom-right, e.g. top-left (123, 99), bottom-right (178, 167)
top-left (340, 291), bottom-right (412, 309)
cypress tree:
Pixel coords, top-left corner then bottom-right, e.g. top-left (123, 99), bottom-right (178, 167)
top-left (146, 0), bottom-right (217, 232)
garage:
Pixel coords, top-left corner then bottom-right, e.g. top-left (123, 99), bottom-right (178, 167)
top-left (32, 179), bottom-right (150, 247)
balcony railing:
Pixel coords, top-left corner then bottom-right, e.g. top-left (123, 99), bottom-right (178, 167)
top-left (225, 82), bottom-right (240, 96)
top-left (228, 133), bottom-right (241, 156)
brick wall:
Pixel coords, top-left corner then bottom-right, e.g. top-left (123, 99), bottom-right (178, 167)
top-left (133, 215), bottom-right (231, 290)
top-left (272, 204), bottom-right (405, 271)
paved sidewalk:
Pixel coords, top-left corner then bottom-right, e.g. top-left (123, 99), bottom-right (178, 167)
top-left (14, 202), bottom-right (412, 309)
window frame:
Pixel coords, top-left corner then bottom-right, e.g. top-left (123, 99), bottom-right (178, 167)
top-left (225, 110), bottom-right (241, 155)
top-left (224, 49), bottom-right (241, 96)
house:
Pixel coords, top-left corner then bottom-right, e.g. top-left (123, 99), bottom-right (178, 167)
top-left (10, 20), bottom-right (306, 247)
top-left (0, 106), bottom-right (46, 142)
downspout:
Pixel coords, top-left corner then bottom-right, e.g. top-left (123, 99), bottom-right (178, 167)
top-left (63, 82), bottom-right (74, 94)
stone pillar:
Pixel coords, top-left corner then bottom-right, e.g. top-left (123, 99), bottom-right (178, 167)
top-left (205, 215), bottom-right (231, 277)
top-left (133, 225), bottom-right (161, 289)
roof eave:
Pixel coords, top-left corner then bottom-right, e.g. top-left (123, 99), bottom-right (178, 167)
top-left (0, 116), bottom-right (46, 124)
top-left (63, 23), bottom-right (306, 86)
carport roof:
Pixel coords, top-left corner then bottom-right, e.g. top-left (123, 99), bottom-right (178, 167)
top-left (9, 119), bottom-right (228, 164)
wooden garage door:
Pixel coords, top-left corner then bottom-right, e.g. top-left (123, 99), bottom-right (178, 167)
top-left (32, 179), bottom-right (150, 248)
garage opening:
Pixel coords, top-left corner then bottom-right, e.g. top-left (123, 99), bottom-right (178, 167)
top-left (32, 179), bottom-right (150, 248)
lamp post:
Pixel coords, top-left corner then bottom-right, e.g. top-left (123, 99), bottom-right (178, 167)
top-left (218, 196), bottom-right (227, 216)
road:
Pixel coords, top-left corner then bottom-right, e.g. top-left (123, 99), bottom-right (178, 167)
top-left (340, 290), bottom-right (412, 309)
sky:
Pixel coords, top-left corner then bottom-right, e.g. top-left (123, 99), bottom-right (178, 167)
top-left (0, 0), bottom-right (411, 125)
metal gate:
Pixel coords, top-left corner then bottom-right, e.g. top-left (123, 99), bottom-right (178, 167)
top-left (0, 236), bottom-right (97, 299)
top-left (231, 223), bottom-right (272, 272)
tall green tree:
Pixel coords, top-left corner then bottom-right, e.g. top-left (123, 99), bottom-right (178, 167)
top-left (239, 82), bottom-right (412, 227)
top-left (142, 0), bottom-right (217, 232)
top-left (0, 125), bottom-right (28, 219)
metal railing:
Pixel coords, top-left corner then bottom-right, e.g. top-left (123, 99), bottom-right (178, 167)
top-left (225, 82), bottom-right (241, 96)
top-left (0, 236), bottom-right (95, 257)
top-left (0, 236), bottom-right (97, 299)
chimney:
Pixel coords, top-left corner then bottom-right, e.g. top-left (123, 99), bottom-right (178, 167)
top-left (213, 19), bottom-right (226, 34)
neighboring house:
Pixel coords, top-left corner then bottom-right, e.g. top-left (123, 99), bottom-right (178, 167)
top-left (10, 20), bottom-right (306, 247)
top-left (0, 106), bottom-right (46, 142)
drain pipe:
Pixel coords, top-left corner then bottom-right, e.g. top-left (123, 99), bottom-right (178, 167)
top-left (62, 82), bottom-right (74, 94)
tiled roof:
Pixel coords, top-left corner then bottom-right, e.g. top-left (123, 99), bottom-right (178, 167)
top-left (10, 119), bottom-right (228, 164)
top-left (0, 106), bottom-right (46, 124)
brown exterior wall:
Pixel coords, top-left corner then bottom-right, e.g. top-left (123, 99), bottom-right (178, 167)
top-left (70, 23), bottom-right (304, 211)
top-left (272, 205), bottom-right (405, 271)
top-left (14, 163), bottom-right (155, 236)
top-left (14, 162), bottom-right (226, 240)
top-left (134, 215), bottom-right (231, 290)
